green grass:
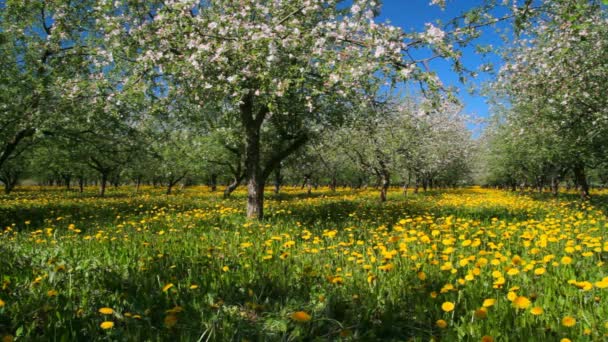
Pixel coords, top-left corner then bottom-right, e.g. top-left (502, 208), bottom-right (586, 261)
top-left (1, 186), bottom-right (607, 341)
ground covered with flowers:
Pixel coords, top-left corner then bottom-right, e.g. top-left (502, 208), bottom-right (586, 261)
top-left (1, 187), bottom-right (607, 341)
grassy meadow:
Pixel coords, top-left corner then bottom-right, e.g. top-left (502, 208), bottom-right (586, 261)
top-left (1, 186), bottom-right (607, 341)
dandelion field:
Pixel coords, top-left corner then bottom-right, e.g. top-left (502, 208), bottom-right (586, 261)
top-left (1, 187), bottom-right (608, 341)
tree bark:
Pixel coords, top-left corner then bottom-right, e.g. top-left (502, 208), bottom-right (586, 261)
top-left (379, 171), bottom-right (390, 202)
top-left (135, 176), bottom-right (141, 194)
top-left (0, 128), bottom-right (36, 171)
top-left (62, 174), bottom-right (71, 190)
top-left (241, 91), bottom-right (266, 220)
top-left (302, 175), bottom-right (312, 196)
top-left (330, 175), bottom-right (337, 192)
top-left (223, 176), bottom-right (241, 198)
top-left (166, 173), bottom-right (187, 195)
top-left (551, 176), bottom-right (559, 197)
top-left (273, 167), bottom-right (281, 194)
top-left (99, 172), bottom-right (108, 197)
top-left (403, 173), bottom-right (411, 196)
top-left (573, 165), bottom-right (590, 200)
top-left (210, 173), bottom-right (217, 192)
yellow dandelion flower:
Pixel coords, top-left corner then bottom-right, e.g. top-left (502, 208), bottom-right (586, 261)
top-left (561, 256), bottom-right (572, 265)
top-left (0, 299), bottom-right (5, 308)
top-left (436, 319), bottom-right (448, 328)
top-left (47, 289), bottom-right (58, 297)
top-left (441, 302), bottom-right (455, 312)
top-left (507, 291), bottom-right (517, 301)
top-left (378, 263), bottom-right (394, 271)
top-left (189, 284), bottom-right (199, 290)
top-left (530, 306), bottom-right (543, 315)
top-left (562, 316), bottom-right (576, 327)
top-left (482, 299), bottom-right (495, 308)
top-left (100, 321), bottom-right (114, 329)
top-left (513, 296), bottom-right (531, 309)
top-left (162, 283), bottom-right (174, 292)
top-left (560, 339), bottom-right (571, 342)
top-left (290, 311), bottom-right (311, 322)
top-left (98, 307), bottom-right (113, 315)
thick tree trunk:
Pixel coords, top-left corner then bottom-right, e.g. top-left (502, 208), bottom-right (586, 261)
top-left (4, 183), bottom-right (13, 194)
top-left (1, 172), bottom-right (19, 194)
top-left (273, 167), bottom-right (281, 194)
top-left (573, 165), bottom-right (590, 199)
top-left (242, 92), bottom-right (266, 220)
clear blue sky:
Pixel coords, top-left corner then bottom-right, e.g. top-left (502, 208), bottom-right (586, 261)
top-left (378, 0), bottom-right (508, 135)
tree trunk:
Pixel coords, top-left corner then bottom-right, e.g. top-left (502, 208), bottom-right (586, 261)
top-left (379, 171), bottom-right (390, 202)
top-left (79, 177), bottom-right (85, 193)
top-left (63, 175), bottom-right (71, 190)
top-left (135, 176), bottom-right (141, 194)
top-left (304, 175), bottom-right (312, 196)
top-left (242, 93), bottom-right (266, 220)
top-left (551, 176), bottom-right (559, 197)
top-left (273, 167), bottom-right (281, 194)
top-left (99, 173), bottom-right (108, 197)
top-left (330, 175), bottom-right (337, 192)
top-left (166, 183), bottom-right (173, 195)
top-left (210, 173), bottom-right (217, 192)
top-left (0, 128), bottom-right (36, 171)
top-left (224, 177), bottom-right (240, 198)
top-left (573, 165), bottom-right (590, 200)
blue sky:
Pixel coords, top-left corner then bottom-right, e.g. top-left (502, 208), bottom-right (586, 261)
top-left (378, 0), bottom-right (508, 135)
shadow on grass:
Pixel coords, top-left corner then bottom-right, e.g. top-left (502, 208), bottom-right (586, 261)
top-left (268, 195), bottom-right (540, 232)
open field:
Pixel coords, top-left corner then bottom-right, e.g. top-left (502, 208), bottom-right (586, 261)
top-left (1, 187), bottom-right (608, 341)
